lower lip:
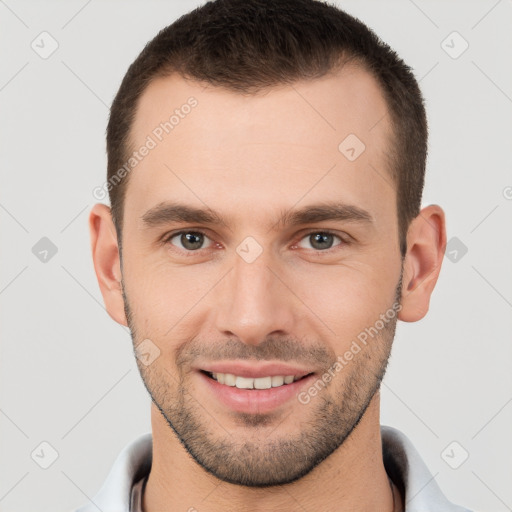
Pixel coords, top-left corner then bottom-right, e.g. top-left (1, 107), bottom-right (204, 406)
top-left (198, 371), bottom-right (316, 414)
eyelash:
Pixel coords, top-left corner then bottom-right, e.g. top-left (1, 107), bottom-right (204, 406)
top-left (162, 229), bottom-right (350, 255)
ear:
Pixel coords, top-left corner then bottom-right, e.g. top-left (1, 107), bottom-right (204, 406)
top-left (398, 204), bottom-right (447, 322)
top-left (89, 203), bottom-right (128, 326)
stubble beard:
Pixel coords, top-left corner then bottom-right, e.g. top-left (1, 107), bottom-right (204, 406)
top-left (123, 271), bottom-right (402, 487)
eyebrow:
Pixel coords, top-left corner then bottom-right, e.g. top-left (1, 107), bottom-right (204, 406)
top-left (141, 201), bottom-right (374, 231)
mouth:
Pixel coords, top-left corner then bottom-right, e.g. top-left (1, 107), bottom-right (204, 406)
top-left (196, 363), bottom-right (317, 415)
top-left (201, 370), bottom-right (311, 389)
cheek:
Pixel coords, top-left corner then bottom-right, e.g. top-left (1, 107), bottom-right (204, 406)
top-left (289, 259), bottom-right (399, 348)
top-left (122, 252), bottom-right (218, 337)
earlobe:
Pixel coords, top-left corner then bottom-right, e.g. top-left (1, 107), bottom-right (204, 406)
top-left (398, 205), bottom-right (447, 323)
top-left (89, 204), bottom-right (128, 326)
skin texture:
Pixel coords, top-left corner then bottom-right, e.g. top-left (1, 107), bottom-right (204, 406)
top-left (90, 64), bottom-right (446, 512)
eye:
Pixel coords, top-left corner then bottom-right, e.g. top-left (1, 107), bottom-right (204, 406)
top-left (297, 231), bottom-right (344, 251)
top-left (167, 231), bottom-right (213, 251)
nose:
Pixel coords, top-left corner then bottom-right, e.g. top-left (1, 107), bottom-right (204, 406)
top-left (214, 250), bottom-right (296, 346)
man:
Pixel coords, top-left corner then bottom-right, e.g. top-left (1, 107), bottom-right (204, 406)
top-left (77, 0), bottom-right (473, 510)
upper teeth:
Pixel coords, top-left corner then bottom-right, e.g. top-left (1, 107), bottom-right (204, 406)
top-left (211, 373), bottom-right (299, 389)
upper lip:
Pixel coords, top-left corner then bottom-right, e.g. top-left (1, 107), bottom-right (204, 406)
top-left (198, 361), bottom-right (315, 379)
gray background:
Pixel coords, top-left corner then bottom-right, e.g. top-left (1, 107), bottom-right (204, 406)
top-left (1, 0), bottom-right (511, 511)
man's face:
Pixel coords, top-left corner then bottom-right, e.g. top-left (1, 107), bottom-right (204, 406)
top-left (120, 66), bottom-right (403, 486)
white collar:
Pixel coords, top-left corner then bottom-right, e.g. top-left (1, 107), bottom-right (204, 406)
top-left (74, 426), bottom-right (472, 512)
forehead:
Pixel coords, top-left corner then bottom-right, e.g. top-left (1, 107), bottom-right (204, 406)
top-left (131, 64), bottom-right (391, 152)
top-left (124, 65), bottom-right (394, 228)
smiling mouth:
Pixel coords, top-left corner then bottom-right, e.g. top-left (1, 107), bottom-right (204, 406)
top-left (201, 370), bottom-right (313, 390)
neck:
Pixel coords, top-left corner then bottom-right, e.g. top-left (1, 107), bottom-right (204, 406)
top-left (143, 393), bottom-right (397, 512)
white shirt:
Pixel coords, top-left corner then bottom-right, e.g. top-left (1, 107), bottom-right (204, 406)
top-left (73, 426), bottom-right (473, 512)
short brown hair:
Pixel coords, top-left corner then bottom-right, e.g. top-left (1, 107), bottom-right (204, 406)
top-left (107, 0), bottom-right (427, 256)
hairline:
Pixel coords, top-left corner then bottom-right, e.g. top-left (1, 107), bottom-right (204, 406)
top-left (113, 59), bottom-right (402, 247)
